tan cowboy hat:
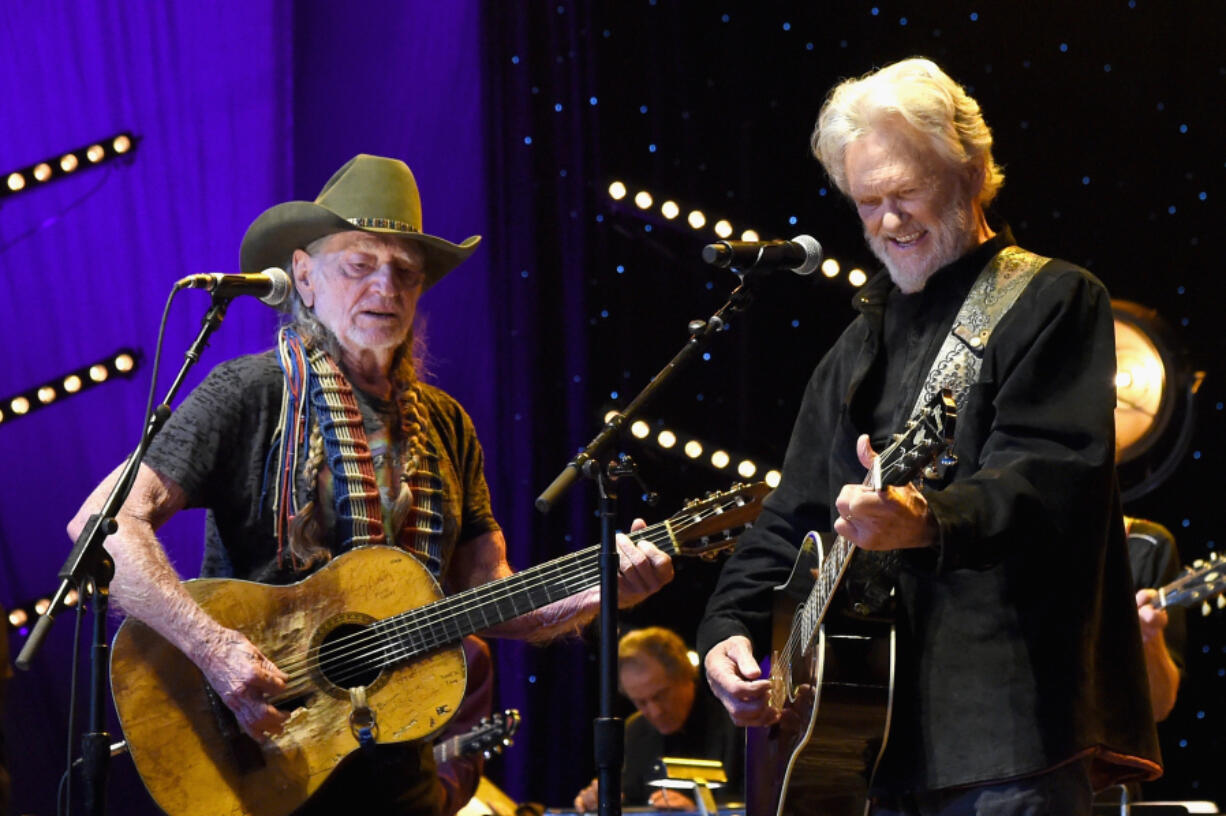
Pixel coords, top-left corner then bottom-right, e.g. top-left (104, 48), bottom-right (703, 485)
top-left (239, 153), bottom-right (481, 292)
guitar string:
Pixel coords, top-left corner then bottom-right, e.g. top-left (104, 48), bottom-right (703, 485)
top-left (774, 453), bottom-right (908, 684)
top-left (266, 500), bottom-right (752, 699)
top-left (267, 515), bottom-right (679, 681)
top-left (269, 500), bottom-right (743, 695)
top-left (275, 495), bottom-right (753, 678)
top-left (269, 503), bottom-right (734, 698)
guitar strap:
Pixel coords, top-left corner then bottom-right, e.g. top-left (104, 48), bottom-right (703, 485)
top-left (908, 245), bottom-right (1050, 424)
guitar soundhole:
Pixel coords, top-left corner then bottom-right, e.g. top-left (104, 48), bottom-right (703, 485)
top-left (317, 622), bottom-right (382, 690)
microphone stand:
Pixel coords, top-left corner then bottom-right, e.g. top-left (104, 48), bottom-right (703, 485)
top-left (535, 271), bottom-right (763, 816)
top-left (16, 294), bottom-right (233, 816)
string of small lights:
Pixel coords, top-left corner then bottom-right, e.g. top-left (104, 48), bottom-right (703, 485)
top-left (605, 179), bottom-right (868, 287)
top-left (0, 348), bottom-right (139, 426)
top-left (1, 131), bottom-right (136, 199)
top-left (607, 410), bottom-right (782, 488)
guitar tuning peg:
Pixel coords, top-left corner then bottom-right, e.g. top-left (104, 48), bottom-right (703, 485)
top-left (1202, 601), bottom-right (1212, 617)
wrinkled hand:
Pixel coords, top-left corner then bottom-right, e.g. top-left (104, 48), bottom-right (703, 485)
top-left (574, 777), bottom-right (599, 812)
top-left (649, 789), bottom-right (697, 810)
top-left (1136, 588), bottom-right (1170, 643)
top-left (197, 628), bottom-right (290, 741)
top-left (616, 518), bottom-right (674, 608)
top-left (704, 635), bottom-right (778, 727)
top-left (832, 434), bottom-right (936, 551)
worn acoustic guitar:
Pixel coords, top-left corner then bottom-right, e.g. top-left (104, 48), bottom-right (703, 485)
top-left (745, 392), bottom-right (956, 816)
top-left (111, 482), bottom-right (768, 816)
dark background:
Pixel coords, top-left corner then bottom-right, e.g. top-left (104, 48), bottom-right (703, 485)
top-left (2, 1), bottom-right (1223, 812)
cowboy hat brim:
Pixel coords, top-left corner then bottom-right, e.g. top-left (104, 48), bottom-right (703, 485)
top-left (239, 200), bottom-right (481, 292)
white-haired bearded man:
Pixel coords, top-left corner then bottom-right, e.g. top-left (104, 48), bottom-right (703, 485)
top-left (70, 154), bottom-right (674, 815)
top-left (698, 58), bottom-right (1161, 815)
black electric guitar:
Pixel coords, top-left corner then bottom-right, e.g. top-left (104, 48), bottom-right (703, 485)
top-left (746, 392), bottom-right (957, 816)
top-left (111, 482), bottom-right (769, 816)
top-left (434, 709), bottom-right (521, 765)
top-left (1151, 552), bottom-right (1226, 615)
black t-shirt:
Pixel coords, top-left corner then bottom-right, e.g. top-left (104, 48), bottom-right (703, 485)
top-left (622, 688), bottom-right (744, 805)
top-left (144, 351), bottom-right (500, 584)
top-left (1127, 517), bottom-right (1187, 674)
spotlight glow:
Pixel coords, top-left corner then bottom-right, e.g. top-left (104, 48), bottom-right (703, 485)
top-left (604, 409), bottom-right (621, 424)
top-left (684, 440), bottom-right (703, 458)
top-left (714, 220), bottom-right (733, 238)
top-left (848, 268), bottom-right (868, 287)
top-left (821, 258), bottom-right (841, 277)
top-left (7, 173), bottom-right (25, 191)
top-left (10, 397), bottom-right (30, 415)
top-left (33, 163), bottom-right (52, 182)
top-left (710, 450), bottom-right (730, 469)
top-left (86, 144), bottom-right (105, 163)
top-left (34, 598), bottom-right (51, 615)
top-left (608, 181), bottom-right (627, 200)
top-left (737, 460), bottom-right (757, 478)
top-left (114, 353), bottom-right (135, 372)
top-left (37, 386), bottom-right (56, 404)
top-left (63, 375), bottom-right (83, 393)
top-left (89, 364), bottom-right (108, 382)
top-left (634, 191), bottom-right (653, 209)
top-left (113, 134), bottom-right (132, 153)
top-left (657, 430), bottom-right (677, 449)
top-left (740, 229), bottom-right (760, 241)
top-left (661, 200), bottom-right (680, 219)
top-left (687, 210), bottom-right (707, 229)
top-left (765, 469), bottom-right (782, 488)
top-left (60, 153), bottom-right (79, 173)
top-left (7, 608), bottom-right (27, 627)
top-left (631, 420), bottom-right (650, 439)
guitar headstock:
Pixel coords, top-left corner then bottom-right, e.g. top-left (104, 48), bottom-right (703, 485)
top-left (1160, 552), bottom-right (1226, 616)
top-left (457, 709), bottom-right (521, 760)
top-left (667, 481), bottom-right (770, 559)
top-left (873, 389), bottom-right (957, 489)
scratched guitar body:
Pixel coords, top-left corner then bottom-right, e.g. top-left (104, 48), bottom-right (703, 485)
top-left (111, 546), bottom-right (465, 816)
top-left (111, 483), bottom-right (769, 816)
top-left (746, 535), bottom-right (894, 816)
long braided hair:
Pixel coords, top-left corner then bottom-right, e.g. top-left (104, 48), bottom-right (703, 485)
top-left (280, 240), bottom-right (432, 571)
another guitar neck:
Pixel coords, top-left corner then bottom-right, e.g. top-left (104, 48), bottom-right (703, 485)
top-left (373, 521), bottom-right (679, 663)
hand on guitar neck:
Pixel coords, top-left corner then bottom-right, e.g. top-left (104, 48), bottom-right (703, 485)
top-left (832, 434), bottom-right (938, 552)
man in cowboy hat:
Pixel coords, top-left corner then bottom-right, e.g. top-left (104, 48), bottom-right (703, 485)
top-left (69, 154), bottom-right (674, 814)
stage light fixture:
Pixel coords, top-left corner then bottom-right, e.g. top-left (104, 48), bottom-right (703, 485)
top-left (848, 268), bottom-right (867, 287)
top-left (821, 258), bottom-right (840, 277)
top-left (661, 200), bottom-right (680, 219)
top-left (634, 191), bottom-right (653, 209)
top-left (0, 348), bottom-right (141, 427)
top-left (740, 229), bottom-right (760, 241)
top-left (714, 220), bottom-right (733, 238)
top-left (710, 450), bottom-right (730, 469)
top-left (1112, 300), bottom-right (1204, 501)
top-left (0, 131), bottom-right (138, 201)
top-left (630, 419), bottom-right (650, 439)
top-left (7, 608), bottom-right (26, 628)
top-left (657, 429), bottom-right (677, 449)
top-left (687, 210), bottom-right (706, 229)
top-left (684, 440), bottom-right (703, 459)
top-left (737, 460), bottom-right (757, 478)
top-left (608, 181), bottom-right (627, 200)
top-left (765, 470), bottom-right (782, 488)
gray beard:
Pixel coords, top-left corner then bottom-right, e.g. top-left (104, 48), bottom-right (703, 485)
top-left (867, 201), bottom-right (976, 294)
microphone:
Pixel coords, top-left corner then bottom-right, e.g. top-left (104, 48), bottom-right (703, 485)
top-left (175, 268), bottom-right (292, 307)
top-left (701, 235), bottom-right (823, 276)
